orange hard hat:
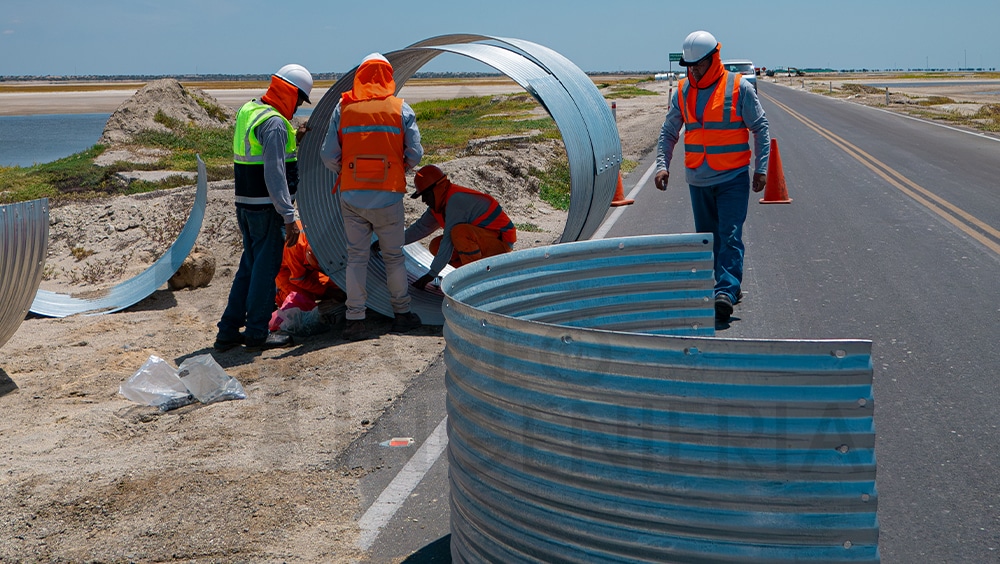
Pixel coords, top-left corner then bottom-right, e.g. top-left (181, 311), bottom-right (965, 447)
top-left (412, 165), bottom-right (447, 198)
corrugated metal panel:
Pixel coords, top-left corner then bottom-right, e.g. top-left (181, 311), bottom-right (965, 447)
top-left (0, 198), bottom-right (49, 348)
top-left (441, 234), bottom-right (879, 563)
top-left (298, 35), bottom-right (620, 326)
top-left (29, 155), bottom-right (208, 317)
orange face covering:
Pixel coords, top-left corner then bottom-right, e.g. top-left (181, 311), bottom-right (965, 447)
top-left (261, 76), bottom-right (300, 121)
top-left (341, 59), bottom-right (396, 104)
top-left (689, 47), bottom-right (724, 89)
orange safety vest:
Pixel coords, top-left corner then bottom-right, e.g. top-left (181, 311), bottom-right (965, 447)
top-left (338, 96), bottom-right (407, 193)
top-left (678, 70), bottom-right (751, 171)
top-left (431, 185), bottom-right (517, 245)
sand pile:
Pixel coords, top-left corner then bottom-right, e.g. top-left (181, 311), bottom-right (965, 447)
top-left (99, 78), bottom-right (234, 145)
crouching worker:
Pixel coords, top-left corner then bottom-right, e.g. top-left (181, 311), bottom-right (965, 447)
top-left (275, 221), bottom-right (347, 307)
top-left (399, 165), bottom-right (516, 290)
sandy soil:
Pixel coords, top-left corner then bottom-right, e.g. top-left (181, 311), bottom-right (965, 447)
top-left (2, 74), bottom-right (995, 563)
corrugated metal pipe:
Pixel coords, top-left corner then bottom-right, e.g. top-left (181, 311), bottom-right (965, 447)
top-left (441, 233), bottom-right (879, 563)
top-left (0, 198), bottom-right (49, 349)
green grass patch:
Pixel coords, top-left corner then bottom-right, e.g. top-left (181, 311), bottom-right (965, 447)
top-left (531, 158), bottom-right (571, 210)
top-left (621, 159), bottom-right (639, 174)
top-left (917, 96), bottom-right (957, 106)
top-left (412, 94), bottom-right (557, 155)
top-left (516, 222), bottom-right (543, 233)
top-left (602, 85), bottom-right (659, 99)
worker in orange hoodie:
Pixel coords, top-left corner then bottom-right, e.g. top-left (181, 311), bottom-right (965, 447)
top-left (397, 165), bottom-right (516, 290)
top-left (275, 221), bottom-right (346, 307)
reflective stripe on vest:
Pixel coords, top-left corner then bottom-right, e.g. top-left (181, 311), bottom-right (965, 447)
top-left (431, 186), bottom-right (517, 245)
top-left (338, 97), bottom-right (407, 193)
top-left (679, 71), bottom-right (751, 171)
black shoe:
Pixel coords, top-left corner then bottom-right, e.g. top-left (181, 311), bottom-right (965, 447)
top-left (213, 333), bottom-right (244, 352)
top-left (245, 332), bottom-right (293, 351)
top-left (715, 293), bottom-right (734, 321)
top-left (390, 311), bottom-right (422, 333)
top-left (342, 319), bottom-right (368, 341)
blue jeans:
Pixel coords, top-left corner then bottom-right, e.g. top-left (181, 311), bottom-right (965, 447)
top-left (217, 206), bottom-right (284, 342)
top-left (688, 169), bottom-right (750, 303)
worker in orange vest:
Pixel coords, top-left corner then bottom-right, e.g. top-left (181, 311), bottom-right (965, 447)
top-left (320, 53), bottom-right (424, 341)
top-left (380, 165), bottom-right (516, 290)
top-left (653, 30), bottom-right (770, 323)
top-left (274, 221), bottom-right (346, 307)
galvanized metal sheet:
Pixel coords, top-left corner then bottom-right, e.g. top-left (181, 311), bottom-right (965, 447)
top-left (0, 198), bottom-right (49, 348)
top-left (29, 156), bottom-right (208, 317)
top-left (441, 234), bottom-right (879, 563)
top-left (298, 36), bottom-right (620, 326)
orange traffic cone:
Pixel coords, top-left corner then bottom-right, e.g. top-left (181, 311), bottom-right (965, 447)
top-left (759, 138), bottom-right (792, 204)
top-left (611, 172), bottom-right (635, 207)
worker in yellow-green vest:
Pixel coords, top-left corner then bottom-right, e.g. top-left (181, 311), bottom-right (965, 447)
top-left (215, 63), bottom-right (313, 352)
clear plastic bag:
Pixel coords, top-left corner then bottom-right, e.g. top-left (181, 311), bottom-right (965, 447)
top-left (119, 355), bottom-right (194, 410)
top-left (178, 354), bottom-right (247, 405)
top-left (276, 306), bottom-right (326, 336)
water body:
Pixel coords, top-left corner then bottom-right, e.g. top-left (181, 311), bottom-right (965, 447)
top-left (1, 113), bottom-right (110, 168)
top-left (1, 108), bottom-right (316, 168)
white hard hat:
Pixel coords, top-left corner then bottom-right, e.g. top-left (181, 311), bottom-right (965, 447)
top-left (361, 52), bottom-right (389, 64)
top-left (274, 63), bottom-right (313, 103)
top-left (679, 30), bottom-right (719, 67)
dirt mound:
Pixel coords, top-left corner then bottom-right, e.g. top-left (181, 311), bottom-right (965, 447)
top-left (99, 78), bottom-right (234, 145)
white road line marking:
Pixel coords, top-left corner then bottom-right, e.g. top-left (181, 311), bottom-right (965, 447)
top-left (357, 416), bottom-right (449, 551)
top-left (591, 161), bottom-right (657, 240)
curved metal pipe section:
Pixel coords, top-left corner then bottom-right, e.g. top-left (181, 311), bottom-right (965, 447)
top-left (0, 199), bottom-right (49, 349)
top-left (441, 234), bottom-right (879, 563)
top-left (29, 156), bottom-right (209, 317)
top-left (298, 35), bottom-right (620, 326)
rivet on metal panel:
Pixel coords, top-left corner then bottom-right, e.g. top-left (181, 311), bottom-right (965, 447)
top-left (561, 335), bottom-right (573, 344)
top-left (837, 444), bottom-right (850, 454)
top-left (618, 242), bottom-right (625, 249)
top-left (843, 541), bottom-right (853, 549)
top-left (858, 398), bottom-right (868, 407)
top-left (833, 349), bottom-right (847, 358)
top-left (684, 347), bottom-right (699, 355)
top-left (861, 493), bottom-right (871, 502)
top-left (480, 319), bottom-right (488, 328)
top-left (485, 265), bottom-right (492, 272)
top-left (544, 252), bottom-right (550, 259)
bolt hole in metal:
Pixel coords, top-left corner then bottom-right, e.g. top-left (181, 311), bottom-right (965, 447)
top-left (833, 349), bottom-right (847, 358)
top-left (858, 398), bottom-right (868, 407)
top-left (561, 335), bottom-right (573, 344)
top-left (837, 445), bottom-right (850, 454)
top-left (481, 319), bottom-right (488, 328)
top-left (861, 494), bottom-right (871, 502)
top-left (684, 347), bottom-right (699, 355)
top-left (843, 541), bottom-right (853, 549)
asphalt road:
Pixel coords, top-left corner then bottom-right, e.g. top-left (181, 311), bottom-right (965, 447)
top-left (352, 80), bottom-right (1000, 562)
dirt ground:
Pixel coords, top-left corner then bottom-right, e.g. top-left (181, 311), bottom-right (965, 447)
top-left (2, 75), bottom-right (996, 563)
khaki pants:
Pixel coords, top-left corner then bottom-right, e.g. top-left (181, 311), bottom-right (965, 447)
top-left (340, 199), bottom-right (410, 321)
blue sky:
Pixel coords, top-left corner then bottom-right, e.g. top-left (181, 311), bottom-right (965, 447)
top-left (2, 0), bottom-right (998, 76)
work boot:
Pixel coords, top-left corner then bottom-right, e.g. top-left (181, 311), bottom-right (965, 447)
top-left (213, 332), bottom-right (244, 352)
top-left (390, 311), bottom-right (422, 334)
top-left (245, 332), bottom-right (294, 351)
top-left (342, 319), bottom-right (368, 341)
top-left (714, 293), bottom-right (734, 322)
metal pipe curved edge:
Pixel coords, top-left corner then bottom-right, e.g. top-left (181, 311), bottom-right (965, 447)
top-left (0, 198), bottom-right (49, 349)
top-left (440, 233), bottom-right (879, 563)
top-left (29, 156), bottom-right (209, 317)
top-left (298, 35), bottom-right (620, 326)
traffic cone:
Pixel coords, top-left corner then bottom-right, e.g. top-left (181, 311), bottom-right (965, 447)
top-left (611, 172), bottom-right (634, 207)
top-left (759, 138), bottom-right (792, 204)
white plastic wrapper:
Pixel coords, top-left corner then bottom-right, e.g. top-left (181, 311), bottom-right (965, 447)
top-left (178, 354), bottom-right (247, 405)
top-left (119, 355), bottom-right (192, 409)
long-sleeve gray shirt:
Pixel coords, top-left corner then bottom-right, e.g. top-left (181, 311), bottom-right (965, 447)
top-left (655, 76), bottom-right (770, 187)
top-left (256, 114), bottom-right (297, 224)
top-left (319, 101), bottom-right (423, 209)
top-left (403, 191), bottom-right (495, 278)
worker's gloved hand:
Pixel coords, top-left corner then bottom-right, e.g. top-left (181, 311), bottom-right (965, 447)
top-left (752, 173), bottom-right (767, 193)
top-left (296, 122), bottom-right (311, 144)
top-left (412, 273), bottom-right (435, 291)
top-left (654, 170), bottom-right (670, 191)
top-left (370, 239), bottom-right (381, 255)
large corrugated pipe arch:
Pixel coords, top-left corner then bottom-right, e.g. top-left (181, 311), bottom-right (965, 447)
top-left (298, 35), bottom-right (621, 326)
top-left (0, 199), bottom-right (49, 349)
top-left (441, 233), bottom-right (879, 563)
